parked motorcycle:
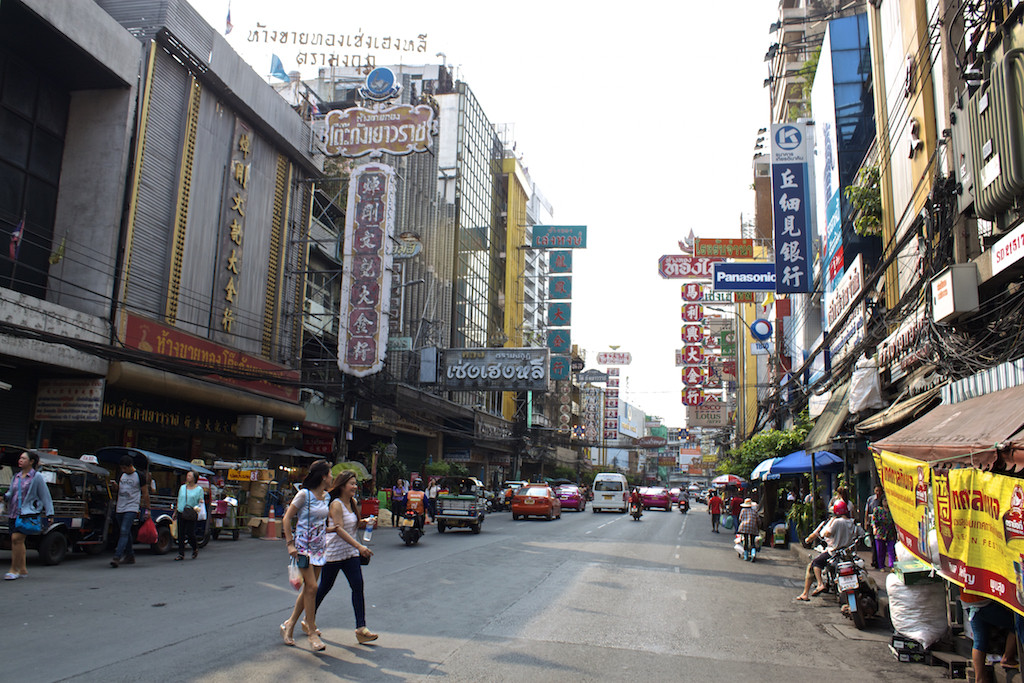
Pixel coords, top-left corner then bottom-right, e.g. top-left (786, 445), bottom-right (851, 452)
top-left (630, 501), bottom-right (643, 521)
top-left (816, 534), bottom-right (878, 629)
top-left (398, 509), bottom-right (423, 546)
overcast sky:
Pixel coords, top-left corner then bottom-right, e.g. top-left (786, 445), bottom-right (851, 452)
top-left (187, 0), bottom-right (779, 428)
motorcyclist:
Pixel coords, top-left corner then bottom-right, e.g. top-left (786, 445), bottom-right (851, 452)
top-left (405, 479), bottom-right (430, 530)
top-left (629, 487), bottom-right (643, 515)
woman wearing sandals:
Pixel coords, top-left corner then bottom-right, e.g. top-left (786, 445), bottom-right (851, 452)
top-left (173, 470), bottom-right (203, 561)
top-left (281, 460), bottom-right (331, 651)
top-left (315, 470), bottom-right (377, 644)
top-left (4, 451), bottom-right (53, 580)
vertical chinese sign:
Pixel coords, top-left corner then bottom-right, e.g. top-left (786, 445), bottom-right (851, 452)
top-left (338, 164), bottom-right (397, 376)
top-left (770, 123), bottom-right (813, 294)
top-left (214, 120), bottom-right (252, 341)
top-left (327, 67), bottom-right (436, 377)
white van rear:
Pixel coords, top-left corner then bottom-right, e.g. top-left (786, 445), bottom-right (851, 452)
top-left (591, 473), bottom-right (628, 512)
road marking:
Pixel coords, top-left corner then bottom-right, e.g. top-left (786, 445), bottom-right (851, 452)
top-left (674, 566), bottom-right (680, 573)
top-left (674, 553), bottom-right (679, 559)
top-left (585, 530), bottom-right (592, 534)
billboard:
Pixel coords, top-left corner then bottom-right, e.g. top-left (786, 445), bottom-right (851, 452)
top-left (658, 255), bottom-right (721, 279)
top-left (439, 348), bottom-right (550, 391)
top-left (532, 225), bottom-right (587, 248)
top-left (712, 263), bottom-right (777, 291)
top-left (693, 238), bottom-right (754, 258)
top-left (324, 104), bottom-right (435, 158)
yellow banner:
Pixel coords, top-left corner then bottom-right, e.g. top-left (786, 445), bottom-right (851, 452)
top-left (874, 450), bottom-right (930, 560)
top-left (227, 469), bottom-right (271, 482)
top-left (876, 448), bottom-right (1024, 614)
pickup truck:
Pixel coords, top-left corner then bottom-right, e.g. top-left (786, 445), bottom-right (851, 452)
top-left (434, 476), bottom-right (485, 534)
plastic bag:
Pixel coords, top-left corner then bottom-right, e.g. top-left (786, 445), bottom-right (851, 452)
top-left (197, 501), bottom-right (207, 522)
top-left (137, 517), bottom-right (158, 544)
top-left (886, 572), bottom-right (949, 648)
top-left (169, 519), bottom-right (178, 540)
top-left (722, 514), bottom-right (735, 530)
top-left (849, 356), bottom-right (886, 413)
top-left (287, 558), bottom-right (302, 591)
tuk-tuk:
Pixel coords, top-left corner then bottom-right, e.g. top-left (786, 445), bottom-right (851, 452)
top-left (0, 445), bottom-right (111, 565)
top-left (434, 476), bottom-right (486, 534)
top-left (94, 447), bottom-right (215, 555)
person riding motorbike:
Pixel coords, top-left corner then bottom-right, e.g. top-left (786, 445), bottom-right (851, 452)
top-left (405, 479), bottom-right (430, 530)
top-left (629, 487), bottom-right (643, 516)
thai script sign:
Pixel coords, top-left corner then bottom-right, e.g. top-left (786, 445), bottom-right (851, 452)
top-left (876, 448), bottom-right (1024, 615)
top-left (636, 436), bottom-right (668, 449)
top-left (825, 253), bottom-right (864, 328)
top-left (439, 348), bottom-right (550, 391)
top-left (121, 312), bottom-right (299, 402)
top-left (579, 370), bottom-right (608, 383)
top-left (712, 263), bottom-right (776, 291)
top-left (244, 25), bottom-right (428, 69)
top-left (877, 304), bottom-right (928, 380)
top-left (35, 379), bottom-right (105, 422)
top-left (338, 163), bottom-right (397, 377)
top-left (532, 225), bottom-right (587, 248)
top-left (324, 104), bottom-right (434, 157)
top-left (658, 255), bottom-right (721, 279)
top-left (771, 123), bottom-right (813, 293)
top-left (681, 282), bottom-right (734, 303)
top-left (694, 238), bottom-right (753, 258)
top-left (596, 352), bottom-right (631, 365)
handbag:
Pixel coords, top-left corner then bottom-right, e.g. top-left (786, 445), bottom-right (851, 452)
top-left (14, 514), bottom-right (42, 536)
top-left (137, 516), bottom-right (158, 544)
top-left (169, 518), bottom-right (178, 540)
top-left (180, 506), bottom-right (198, 522)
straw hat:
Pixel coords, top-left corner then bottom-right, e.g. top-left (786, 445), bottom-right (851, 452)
top-left (740, 498), bottom-right (754, 508)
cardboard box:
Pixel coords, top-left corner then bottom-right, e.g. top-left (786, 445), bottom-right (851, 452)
top-left (893, 558), bottom-right (942, 585)
top-left (892, 635), bottom-right (925, 652)
top-left (888, 644), bottom-right (930, 664)
top-left (248, 516), bottom-right (265, 538)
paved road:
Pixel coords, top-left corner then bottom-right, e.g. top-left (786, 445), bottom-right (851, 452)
top-left (2, 502), bottom-right (947, 682)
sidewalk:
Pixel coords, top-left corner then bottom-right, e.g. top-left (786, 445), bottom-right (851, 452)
top-left (783, 536), bottom-right (890, 613)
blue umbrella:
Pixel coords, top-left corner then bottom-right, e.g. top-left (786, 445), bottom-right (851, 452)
top-left (769, 450), bottom-right (843, 476)
top-left (750, 457), bottom-right (781, 481)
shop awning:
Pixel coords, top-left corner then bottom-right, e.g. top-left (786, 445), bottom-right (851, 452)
top-left (805, 382), bottom-right (850, 452)
top-left (770, 450), bottom-right (844, 476)
top-left (855, 386), bottom-right (942, 434)
top-left (873, 384), bottom-right (1024, 469)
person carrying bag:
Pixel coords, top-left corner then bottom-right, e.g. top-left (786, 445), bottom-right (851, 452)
top-left (4, 451), bottom-right (54, 580)
top-left (173, 470), bottom-right (204, 561)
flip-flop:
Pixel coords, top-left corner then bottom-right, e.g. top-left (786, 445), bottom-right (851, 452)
top-left (795, 596), bottom-right (810, 601)
top-left (811, 587), bottom-right (827, 597)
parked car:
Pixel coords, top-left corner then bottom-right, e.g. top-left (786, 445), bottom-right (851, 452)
top-left (512, 485), bottom-right (562, 520)
top-left (640, 486), bottom-right (672, 511)
top-left (555, 485), bottom-right (586, 512)
top-left (0, 446), bottom-right (110, 565)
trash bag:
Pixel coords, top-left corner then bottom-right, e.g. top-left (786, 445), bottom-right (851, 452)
top-left (722, 514), bottom-right (735, 530)
top-left (850, 355), bottom-right (886, 413)
top-left (887, 572), bottom-right (948, 648)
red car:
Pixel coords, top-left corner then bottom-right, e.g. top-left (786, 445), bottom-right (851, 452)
top-left (639, 486), bottom-right (672, 511)
top-left (512, 485), bottom-right (562, 520)
top-left (556, 485), bottom-right (586, 512)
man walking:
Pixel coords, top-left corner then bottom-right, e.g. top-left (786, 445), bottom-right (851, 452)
top-left (708, 490), bottom-right (723, 533)
top-left (109, 455), bottom-right (150, 568)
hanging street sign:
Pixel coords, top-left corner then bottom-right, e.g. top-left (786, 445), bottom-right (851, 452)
top-left (658, 255), bottom-right (721, 279)
top-left (532, 225), bottom-right (587, 248)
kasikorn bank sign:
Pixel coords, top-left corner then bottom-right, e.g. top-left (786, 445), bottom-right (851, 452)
top-left (712, 263), bottom-right (777, 292)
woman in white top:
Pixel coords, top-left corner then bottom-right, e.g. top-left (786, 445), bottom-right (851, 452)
top-left (281, 460), bottom-right (332, 652)
top-left (315, 470), bottom-right (377, 644)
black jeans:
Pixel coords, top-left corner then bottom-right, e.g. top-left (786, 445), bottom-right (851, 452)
top-left (177, 517), bottom-right (197, 555)
top-left (315, 556), bottom-right (366, 628)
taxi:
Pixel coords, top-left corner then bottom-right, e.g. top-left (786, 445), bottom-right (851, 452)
top-left (511, 485), bottom-right (562, 521)
top-left (640, 486), bottom-right (673, 511)
top-left (555, 484), bottom-right (586, 512)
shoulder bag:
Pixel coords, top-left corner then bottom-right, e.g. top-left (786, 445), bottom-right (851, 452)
top-left (14, 514), bottom-right (42, 536)
top-left (180, 486), bottom-right (198, 522)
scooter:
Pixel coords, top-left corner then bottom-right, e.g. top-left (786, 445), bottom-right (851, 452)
top-left (679, 498), bottom-right (690, 514)
top-left (398, 509), bottom-right (423, 546)
top-left (630, 501), bottom-right (643, 521)
top-left (816, 534), bottom-right (878, 629)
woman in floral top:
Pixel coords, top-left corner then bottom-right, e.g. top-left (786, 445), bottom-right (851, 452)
top-left (871, 498), bottom-right (897, 569)
top-left (281, 460), bottom-right (332, 651)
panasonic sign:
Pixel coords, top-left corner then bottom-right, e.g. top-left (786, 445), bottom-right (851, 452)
top-left (712, 263), bottom-right (777, 292)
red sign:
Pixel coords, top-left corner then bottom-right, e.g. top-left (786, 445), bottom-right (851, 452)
top-left (637, 436), bottom-right (668, 448)
top-left (121, 312), bottom-right (299, 402)
top-left (681, 324), bottom-right (703, 343)
top-left (596, 352), bottom-right (632, 365)
top-left (682, 388), bottom-right (705, 406)
top-left (682, 304), bottom-right (704, 322)
top-left (682, 366), bottom-right (705, 386)
top-left (828, 245), bottom-right (845, 283)
top-left (658, 255), bottom-right (722, 279)
top-left (681, 345), bottom-right (704, 365)
top-left (681, 282), bottom-right (704, 302)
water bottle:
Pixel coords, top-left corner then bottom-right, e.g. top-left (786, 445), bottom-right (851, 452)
top-left (362, 515), bottom-right (376, 542)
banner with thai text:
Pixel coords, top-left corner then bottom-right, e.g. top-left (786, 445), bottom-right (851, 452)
top-left (874, 449), bottom-right (930, 561)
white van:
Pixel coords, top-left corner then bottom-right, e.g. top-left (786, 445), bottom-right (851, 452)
top-left (591, 473), bottom-right (629, 513)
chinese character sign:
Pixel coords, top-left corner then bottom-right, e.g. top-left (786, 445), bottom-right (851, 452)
top-left (549, 276), bottom-right (572, 300)
top-left (547, 302), bottom-right (571, 327)
top-left (338, 163), bottom-right (397, 377)
top-left (771, 123), bottom-right (813, 294)
top-left (547, 329), bottom-right (571, 354)
top-left (550, 251), bottom-right (573, 273)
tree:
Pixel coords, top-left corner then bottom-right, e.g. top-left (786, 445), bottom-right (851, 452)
top-left (717, 414), bottom-right (811, 479)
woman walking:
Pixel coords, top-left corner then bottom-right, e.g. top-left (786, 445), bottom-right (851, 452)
top-left (871, 497), bottom-right (898, 569)
top-left (173, 470), bottom-right (204, 560)
top-left (316, 470), bottom-right (378, 644)
top-left (281, 460), bottom-right (332, 651)
top-left (4, 451), bottom-right (53, 580)
top-left (737, 498), bottom-right (760, 561)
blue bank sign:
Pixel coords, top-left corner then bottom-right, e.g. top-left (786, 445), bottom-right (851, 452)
top-left (770, 123), bottom-right (814, 294)
top-left (712, 263), bottom-right (776, 292)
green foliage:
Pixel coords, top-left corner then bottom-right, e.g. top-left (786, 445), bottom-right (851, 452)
top-left (423, 460), bottom-right (470, 478)
top-left (551, 466), bottom-right (578, 482)
top-left (717, 424), bottom-right (809, 480)
top-left (370, 441), bottom-right (406, 486)
top-left (844, 166), bottom-right (883, 236)
top-left (799, 47), bottom-right (821, 102)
